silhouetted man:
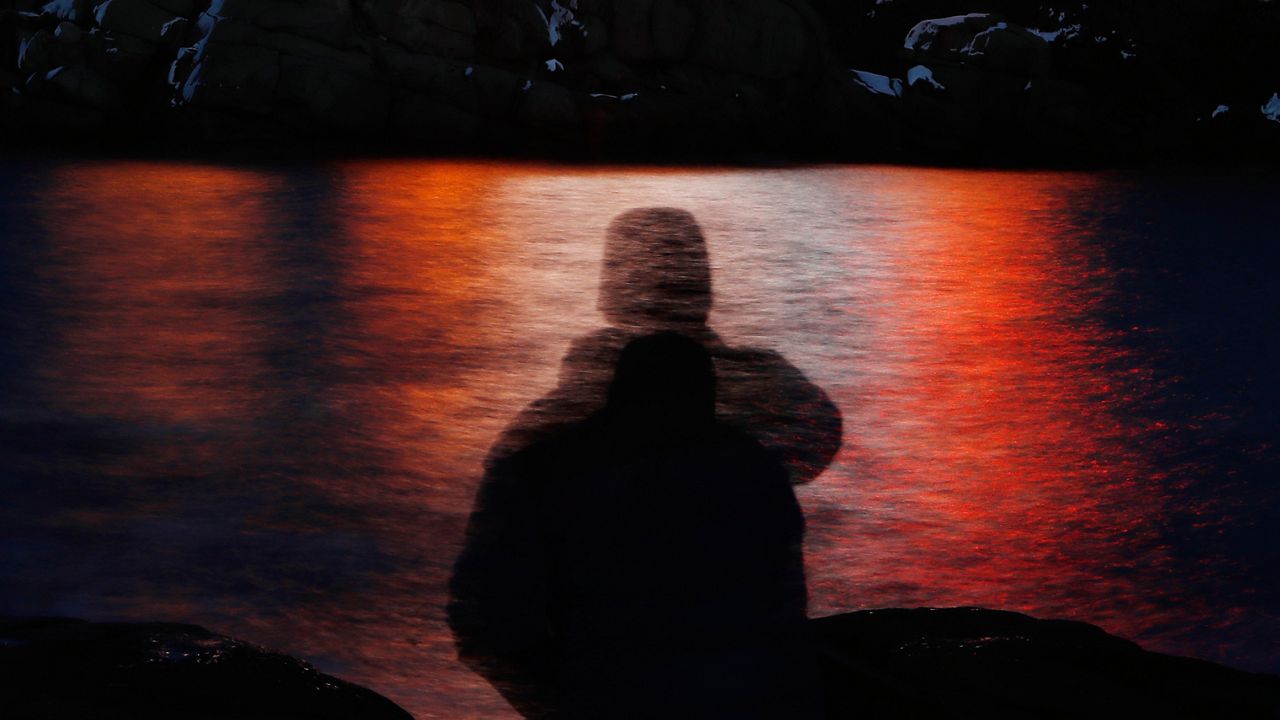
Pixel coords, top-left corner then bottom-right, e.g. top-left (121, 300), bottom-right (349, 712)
top-left (449, 332), bottom-right (823, 719)
top-left (488, 207), bottom-right (842, 487)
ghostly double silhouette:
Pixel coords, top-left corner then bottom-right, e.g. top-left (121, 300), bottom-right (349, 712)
top-left (448, 208), bottom-right (841, 718)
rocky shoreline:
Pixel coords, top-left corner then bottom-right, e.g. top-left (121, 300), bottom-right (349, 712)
top-left (4, 1), bottom-right (1278, 164)
top-left (4, 609), bottom-right (1278, 719)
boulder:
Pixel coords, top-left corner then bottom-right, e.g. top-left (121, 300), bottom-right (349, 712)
top-left (275, 56), bottom-right (389, 133)
top-left (37, 62), bottom-right (123, 109)
top-left (0, 618), bottom-right (413, 720)
top-left (174, 9), bottom-right (383, 128)
top-left (39, 0), bottom-right (93, 24)
top-left (471, 0), bottom-right (551, 61)
top-left (149, 0), bottom-right (195, 16)
top-left (53, 20), bottom-right (83, 43)
top-left (363, 0), bottom-right (478, 58)
top-left (651, 0), bottom-right (696, 61)
top-left (205, 0), bottom-right (355, 47)
top-left (815, 608), bottom-right (1280, 720)
top-left (178, 39), bottom-right (280, 114)
top-left (516, 77), bottom-right (580, 130)
top-left (904, 13), bottom-right (1052, 78)
top-left (92, 0), bottom-right (186, 47)
top-left (695, 0), bottom-right (811, 80)
top-left (393, 88), bottom-right (485, 144)
top-left (191, 15), bottom-right (373, 72)
top-left (375, 41), bottom-right (480, 113)
top-left (611, 0), bottom-right (654, 61)
top-left (17, 29), bottom-right (54, 75)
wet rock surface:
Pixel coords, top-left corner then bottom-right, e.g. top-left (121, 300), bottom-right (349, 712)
top-left (3, 0), bottom-right (1278, 162)
top-left (0, 617), bottom-right (413, 720)
top-left (815, 607), bottom-right (1280, 720)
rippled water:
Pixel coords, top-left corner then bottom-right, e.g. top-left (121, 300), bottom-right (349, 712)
top-left (1, 160), bottom-right (1277, 717)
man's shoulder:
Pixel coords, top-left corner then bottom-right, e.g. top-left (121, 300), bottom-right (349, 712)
top-left (709, 422), bottom-right (788, 474)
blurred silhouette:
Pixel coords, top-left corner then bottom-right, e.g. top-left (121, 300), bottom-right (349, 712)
top-left (449, 332), bottom-right (823, 719)
top-left (489, 207), bottom-right (843, 485)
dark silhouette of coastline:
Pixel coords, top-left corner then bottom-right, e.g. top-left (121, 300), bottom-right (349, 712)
top-left (489, 207), bottom-right (843, 486)
top-left (449, 332), bottom-right (822, 718)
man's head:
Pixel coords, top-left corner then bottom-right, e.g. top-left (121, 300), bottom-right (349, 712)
top-left (607, 331), bottom-right (716, 425)
top-left (598, 208), bottom-right (712, 330)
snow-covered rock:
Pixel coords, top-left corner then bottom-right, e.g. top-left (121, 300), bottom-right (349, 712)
top-left (1263, 93), bottom-right (1280, 123)
top-left (905, 14), bottom-right (1051, 77)
top-left (851, 69), bottom-right (901, 97)
top-left (1027, 24), bottom-right (1082, 43)
top-left (904, 14), bottom-right (985, 52)
top-left (907, 65), bottom-right (945, 91)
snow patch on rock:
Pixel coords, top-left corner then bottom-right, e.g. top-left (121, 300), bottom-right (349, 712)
top-left (904, 14), bottom-right (989, 51)
top-left (1263, 93), bottom-right (1280, 123)
top-left (907, 65), bottom-right (945, 90)
top-left (1028, 24), bottom-right (1081, 43)
top-left (851, 69), bottom-right (902, 97)
top-left (961, 22), bottom-right (1009, 56)
top-left (537, 0), bottom-right (580, 48)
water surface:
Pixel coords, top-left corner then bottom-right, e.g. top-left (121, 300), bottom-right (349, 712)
top-left (1, 161), bottom-right (1276, 718)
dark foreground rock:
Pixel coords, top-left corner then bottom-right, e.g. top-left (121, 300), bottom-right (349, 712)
top-left (3, 610), bottom-right (1277, 718)
top-left (0, 617), bottom-right (412, 720)
top-left (814, 607), bottom-right (1280, 720)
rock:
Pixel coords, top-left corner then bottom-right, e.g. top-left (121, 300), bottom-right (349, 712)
top-left (472, 0), bottom-right (550, 61)
top-left (814, 608), bottom-right (1280, 720)
top-left (192, 15), bottom-right (373, 73)
top-left (904, 13), bottom-right (1052, 78)
top-left (0, 618), bottom-right (413, 720)
top-left (651, 0), bottom-right (695, 61)
top-left (696, 0), bottom-right (811, 80)
top-left (377, 41), bottom-right (480, 111)
top-left (393, 88), bottom-right (485, 144)
top-left (39, 0), bottom-right (93, 24)
top-left (364, 0), bottom-right (478, 58)
top-left (39, 62), bottom-right (122, 109)
top-left (471, 62), bottom-right (523, 117)
top-left (611, 0), bottom-right (654, 62)
top-left (53, 20), bottom-right (83, 43)
top-left (178, 38), bottom-right (280, 114)
top-left (850, 68), bottom-right (901, 98)
top-left (411, 22), bottom-right (477, 59)
top-left (16, 29), bottom-right (53, 74)
top-left (149, 0), bottom-right (194, 16)
top-left (517, 78), bottom-right (580, 131)
top-left (205, 0), bottom-right (355, 47)
top-left (1264, 93), bottom-right (1280, 123)
top-left (275, 56), bottom-right (389, 134)
top-left (92, 0), bottom-right (184, 46)
top-left (174, 9), bottom-right (384, 130)
top-left (92, 25), bottom-right (163, 56)
top-left (6, 93), bottom-right (108, 132)
top-left (5, 0), bottom-right (1277, 163)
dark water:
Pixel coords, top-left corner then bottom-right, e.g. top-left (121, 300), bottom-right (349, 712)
top-left (1, 160), bottom-right (1277, 717)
